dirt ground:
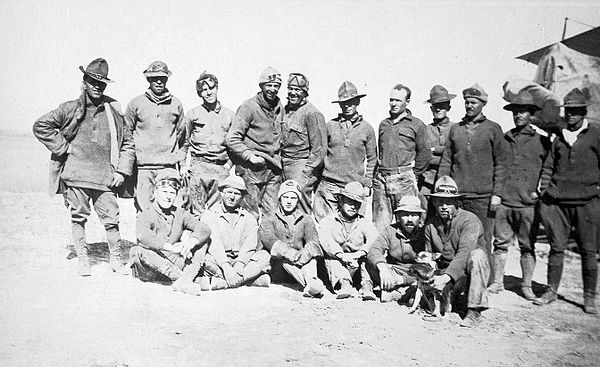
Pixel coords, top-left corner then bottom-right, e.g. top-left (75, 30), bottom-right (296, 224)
top-left (0, 134), bottom-right (598, 367)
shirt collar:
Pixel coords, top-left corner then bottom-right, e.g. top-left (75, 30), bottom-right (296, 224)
top-left (431, 117), bottom-right (450, 126)
top-left (256, 91), bottom-right (281, 112)
top-left (202, 101), bottom-right (221, 113)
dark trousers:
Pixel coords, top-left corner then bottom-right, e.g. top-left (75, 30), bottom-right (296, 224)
top-left (235, 164), bottom-right (282, 220)
top-left (493, 205), bottom-right (539, 255)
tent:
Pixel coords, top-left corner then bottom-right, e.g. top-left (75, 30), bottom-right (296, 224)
top-left (517, 27), bottom-right (600, 64)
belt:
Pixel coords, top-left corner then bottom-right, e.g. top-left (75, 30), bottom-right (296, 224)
top-left (191, 155), bottom-right (228, 165)
top-left (378, 166), bottom-right (413, 176)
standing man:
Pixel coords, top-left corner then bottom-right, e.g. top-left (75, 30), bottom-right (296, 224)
top-left (535, 88), bottom-right (600, 314)
top-left (372, 84), bottom-right (430, 232)
top-left (488, 90), bottom-right (549, 300)
top-left (33, 58), bottom-right (135, 276)
top-left (125, 60), bottom-right (186, 212)
top-left (227, 67), bottom-right (284, 219)
top-left (314, 81), bottom-right (377, 221)
top-left (424, 176), bottom-right (491, 328)
top-left (438, 84), bottom-right (510, 267)
top-left (281, 73), bottom-right (326, 213)
top-left (182, 72), bottom-right (234, 214)
top-left (421, 85), bottom-right (457, 199)
top-left (319, 181), bottom-right (380, 299)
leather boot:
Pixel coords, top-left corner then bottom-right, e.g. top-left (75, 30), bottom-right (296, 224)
top-left (107, 235), bottom-right (128, 275)
top-left (584, 292), bottom-right (597, 314)
top-left (488, 251), bottom-right (507, 294)
top-left (336, 279), bottom-right (355, 299)
top-left (359, 281), bottom-right (377, 301)
top-left (74, 238), bottom-right (91, 277)
top-left (533, 253), bottom-right (563, 305)
top-left (520, 253), bottom-right (536, 300)
top-left (582, 264), bottom-right (598, 314)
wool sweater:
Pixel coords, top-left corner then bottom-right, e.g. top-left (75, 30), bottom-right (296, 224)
top-left (184, 102), bottom-right (234, 164)
top-left (259, 207), bottom-right (319, 252)
top-left (423, 117), bottom-right (456, 186)
top-left (367, 225), bottom-right (426, 266)
top-left (319, 211), bottom-right (380, 257)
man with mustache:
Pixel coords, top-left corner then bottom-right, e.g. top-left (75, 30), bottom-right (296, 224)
top-left (535, 88), bottom-right (600, 314)
top-left (125, 61), bottom-right (186, 212)
top-left (366, 195), bottom-right (426, 302)
top-left (488, 90), bottom-right (549, 300)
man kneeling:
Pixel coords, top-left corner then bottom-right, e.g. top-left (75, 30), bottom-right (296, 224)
top-left (130, 169), bottom-right (211, 295)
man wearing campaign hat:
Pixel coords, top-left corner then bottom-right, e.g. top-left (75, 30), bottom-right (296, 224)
top-left (424, 176), bottom-right (490, 328)
top-left (438, 84), bottom-right (510, 271)
top-left (372, 83), bottom-right (431, 232)
top-left (125, 60), bottom-right (186, 212)
top-left (319, 181), bottom-right (380, 299)
top-left (259, 180), bottom-right (325, 297)
top-left (314, 81), bottom-right (377, 221)
top-left (182, 71), bottom-right (235, 214)
top-left (131, 168), bottom-right (211, 295)
top-left (227, 67), bottom-right (284, 219)
top-left (33, 58), bottom-right (135, 276)
top-left (367, 195), bottom-right (426, 302)
top-left (535, 88), bottom-right (600, 314)
top-left (488, 90), bottom-right (550, 300)
top-left (281, 73), bottom-right (326, 214)
top-left (200, 175), bottom-right (272, 290)
top-left (421, 85), bottom-right (458, 202)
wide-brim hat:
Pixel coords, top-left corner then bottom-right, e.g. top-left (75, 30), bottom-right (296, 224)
top-left (393, 195), bottom-right (425, 213)
top-left (332, 81), bottom-right (366, 103)
top-left (503, 89), bottom-right (541, 112)
top-left (424, 85), bottom-right (456, 104)
top-left (426, 175), bottom-right (464, 198)
top-left (336, 181), bottom-right (366, 203)
top-left (79, 58), bottom-right (113, 83)
top-left (561, 88), bottom-right (588, 107)
top-left (143, 60), bottom-right (172, 78)
top-left (218, 175), bottom-right (248, 194)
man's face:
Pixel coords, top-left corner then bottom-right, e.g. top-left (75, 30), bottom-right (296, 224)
top-left (200, 80), bottom-right (218, 105)
top-left (389, 88), bottom-right (409, 116)
top-left (280, 192), bottom-right (299, 214)
top-left (83, 76), bottom-right (106, 100)
top-left (287, 85), bottom-right (306, 107)
top-left (512, 107), bottom-right (532, 129)
top-left (221, 187), bottom-right (243, 210)
top-left (433, 197), bottom-right (459, 220)
top-left (564, 107), bottom-right (586, 129)
top-left (339, 196), bottom-right (361, 219)
top-left (464, 97), bottom-right (485, 118)
top-left (430, 102), bottom-right (451, 120)
top-left (154, 185), bottom-right (178, 209)
top-left (147, 76), bottom-right (168, 95)
top-left (260, 82), bottom-right (280, 103)
top-left (339, 98), bottom-right (360, 118)
top-left (397, 211), bottom-right (420, 234)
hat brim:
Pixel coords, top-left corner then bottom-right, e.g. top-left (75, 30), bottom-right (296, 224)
top-left (393, 206), bottom-right (426, 213)
top-left (331, 94), bottom-right (366, 104)
top-left (425, 192), bottom-right (464, 198)
top-left (424, 94), bottom-right (456, 104)
top-left (336, 192), bottom-right (365, 203)
top-left (217, 184), bottom-right (248, 194)
top-left (503, 103), bottom-right (541, 112)
top-left (79, 66), bottom-right (114, 83)
top-left (144, 71), bottom-right (172, 78)
top-left (561, 103), bottom-right (588, 108)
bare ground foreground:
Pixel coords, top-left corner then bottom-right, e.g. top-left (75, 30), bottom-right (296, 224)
top-left (0, 134), bottom-right (598, 367)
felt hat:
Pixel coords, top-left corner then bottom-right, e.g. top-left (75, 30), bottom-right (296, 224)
top-left (259, 66), bottom-right (282, 85)
top-left (462, 84), bottom-right (488, 103)
top-left (337, 181), bottom-right (366, 203)
top-left (561, 88), bottom-right (588, 107)
top-left (425, 85), bottom-right (456, 104)
top-left (393, 195), bottom-right (425, 213)
top-left (143, 61), bottom-right (172, 78)
top-left (79, 58), bottom-right (113, 83)
top-left (426, 176), bottom-right (464, 198)
top-left (218, 175), bottom-right (247, 194)
top-left (288, 73), bottom-right (309, 95)
top-left (503, 89), bottom-right (541, 112)
top-left (278, 180), bottom-right (301, 200)
top-left (154, 168), bottom-right (181, 190)
top-left (331, 81), bottom-right (366, 103)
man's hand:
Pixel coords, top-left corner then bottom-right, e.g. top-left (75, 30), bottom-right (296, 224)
top-left (180, 165), bottom-right (191, 179)
top-left (233, 262), bottom-right (245, 274)
top-left (337, 252), bottom-right (360, 267)
top-left (377, 263), bottom-right (395, 291)
top-left (433, 274), bottom-right (451, 291)
top-left (223, 264), bottom-right (244, 287)
top-left (248, 155), bottom-right (266, 167)
top-left (109, 172), bottom-right (125, 188)
top-left (489, 195), bottom-right (502, 212)
top-left (530, 191), bottom-right (539, 201)
top-left (163, 242), bottom-right (183, 254)
top-left (172, 238), bottom-right (199, 259)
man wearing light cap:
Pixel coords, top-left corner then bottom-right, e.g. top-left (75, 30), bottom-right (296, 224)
top-left (535, 88), bottom-right (600, 314)
top-left (319, 181), bottom-right (380, 299)
top-left (182, 71), bottom-right (235, 214)
top-left (33, 58), bottom-right (135, 276)
top-left (125, 60), bottom-right (186, 212)
top-left (130, 168), bottom-right (211, 295)
top-left (259, 180), bottom-right (325, 297)
top-left (281, 73), bottom-right (326, 214)
top-left (367, 195), bottom-right (426, 302)
top-left (314, 81), bottom-right (377, 221)
top-left (227, 67), bottom-right (284, 219)
top-left (201, 175), bottom-right (272, 289)
top-left (438, 84), bottom-right (510, 270)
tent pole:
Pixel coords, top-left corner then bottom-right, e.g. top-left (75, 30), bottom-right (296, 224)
top-left (561, 17), bottom-right (568, 40)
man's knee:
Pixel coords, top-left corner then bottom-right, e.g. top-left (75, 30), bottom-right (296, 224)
top-left (252, 250), bottom-right (272, 271)
top-left (469, 248), bottom-right (488, 266)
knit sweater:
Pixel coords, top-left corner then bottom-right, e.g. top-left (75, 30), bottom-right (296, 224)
top-left (259, 208), bottom-right (319, 252)
top-left (367, 225), bottom-right (426, 266)
top-left (318, 211), bottom-right (380, 257)
top-left (184, 102), bottom-right (234, 164)
top-left (423, 117), bottom-right (456, 186)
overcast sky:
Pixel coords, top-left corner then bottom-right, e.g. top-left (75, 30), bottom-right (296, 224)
top-left (1, 0), bottom-right (599, 135)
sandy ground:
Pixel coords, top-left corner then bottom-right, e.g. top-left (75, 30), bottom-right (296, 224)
top-left (0, 135), bottom-right (599, 366)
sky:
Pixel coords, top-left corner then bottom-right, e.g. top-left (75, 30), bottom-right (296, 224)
top-left (1, 0), bottom-right (599, 136)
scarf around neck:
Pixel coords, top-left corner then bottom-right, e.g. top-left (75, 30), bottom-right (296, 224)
top-left (562, 119), bottom-right (588, 147)
top-left (145, 88), bottom-right (173, 105)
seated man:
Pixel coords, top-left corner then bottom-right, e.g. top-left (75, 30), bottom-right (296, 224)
top-left (130, 169), bottom-right (211, 295)
top-left (259, 180), bottom-right (325, 297)
top-left (201, 175), bottom-right (271, 290)
top-left (424, 176), bottom-right (490, 328)
top-left (319, 181), bottom-right (380, 299)
top-left (366, 195), bottom-right (425, 302)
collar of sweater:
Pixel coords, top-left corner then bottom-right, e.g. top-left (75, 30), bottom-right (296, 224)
top-left (432, 117), bottom-right (450, 126)
top-left (202, 101), bottom-right (221, 113)
top-left (275, 207), bottom-right (303, 224)
top-left (285, 99), bottom-right (307, 113)
top-left (389, 109), bottom-right (412, 124)
top-left (256, 91), bottom-right (281, 111)
top-left (461, 114), bottom-right (487, 125)
top-left (152, 201), bottom-right (176, 218)
top-left (507, 124), bottom-right (537, 140)
top-left (145, 89), bottom-right (173, 105)
top-left (562, 119), bottom-right (589, 147)
top-left (336, 113), bottom-right (362, 124)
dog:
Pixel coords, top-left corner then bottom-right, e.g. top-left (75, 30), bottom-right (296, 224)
top-left (407, 251), bottom-right (450, 320)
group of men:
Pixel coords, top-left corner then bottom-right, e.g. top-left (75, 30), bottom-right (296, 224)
top-left (33, 58), bottom-right (599, 330)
